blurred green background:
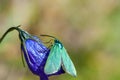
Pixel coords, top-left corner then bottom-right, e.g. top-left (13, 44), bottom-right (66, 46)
top-left (0, 0), bottom-right (120, 80)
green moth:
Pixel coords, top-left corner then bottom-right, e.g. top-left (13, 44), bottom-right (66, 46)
top-left (40, 35), bottom-right (77, 77)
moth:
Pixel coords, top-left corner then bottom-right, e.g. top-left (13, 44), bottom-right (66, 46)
top-left (41, 35), bottom-right (77, 77)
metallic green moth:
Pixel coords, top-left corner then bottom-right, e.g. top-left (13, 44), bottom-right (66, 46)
top-left (40, 35), bottom-right (77, 77)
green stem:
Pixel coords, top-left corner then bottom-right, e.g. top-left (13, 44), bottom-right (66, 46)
top-left (0, 25), bottom-right (21, 43)
top-left (0, 25), bottom-right (26, 67)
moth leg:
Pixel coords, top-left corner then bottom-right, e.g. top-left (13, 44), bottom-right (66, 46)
top-left (43, 42), bottom-right (53, 53)
top-left (42, 39), bottom-right (53, 44)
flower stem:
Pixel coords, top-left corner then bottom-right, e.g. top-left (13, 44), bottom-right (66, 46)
top-left (39, 72), bottom-right (49, 80)
top-left (0, 25), bottom-right (20, 43)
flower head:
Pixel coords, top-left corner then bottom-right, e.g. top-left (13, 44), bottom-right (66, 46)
top-left (0, 26), bottom-right (64, 80)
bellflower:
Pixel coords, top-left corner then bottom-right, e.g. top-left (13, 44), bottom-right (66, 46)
top-left (0, 26), bottom-right (65, 80)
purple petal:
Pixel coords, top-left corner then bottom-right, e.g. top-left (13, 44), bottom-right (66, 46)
top-left (22, 38), bottom-right (49, 75)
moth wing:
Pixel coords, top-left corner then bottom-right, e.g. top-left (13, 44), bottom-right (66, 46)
top-left (61, 47), bottom-right (77, 77)
top-left (44, 44), bottom-right (62, 74)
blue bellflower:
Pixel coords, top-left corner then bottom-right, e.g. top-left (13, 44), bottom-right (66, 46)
top-left (0, 26), bottom-right (65, 80)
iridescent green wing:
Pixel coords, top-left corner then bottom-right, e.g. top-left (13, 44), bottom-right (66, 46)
top-left (44, 43), bottom-right (62, 75)
top-left (61, 46), bottom-right (77, 77)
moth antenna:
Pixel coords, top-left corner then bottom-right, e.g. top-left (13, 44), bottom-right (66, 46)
top-left (40, 34), bottom-right (56, 39)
